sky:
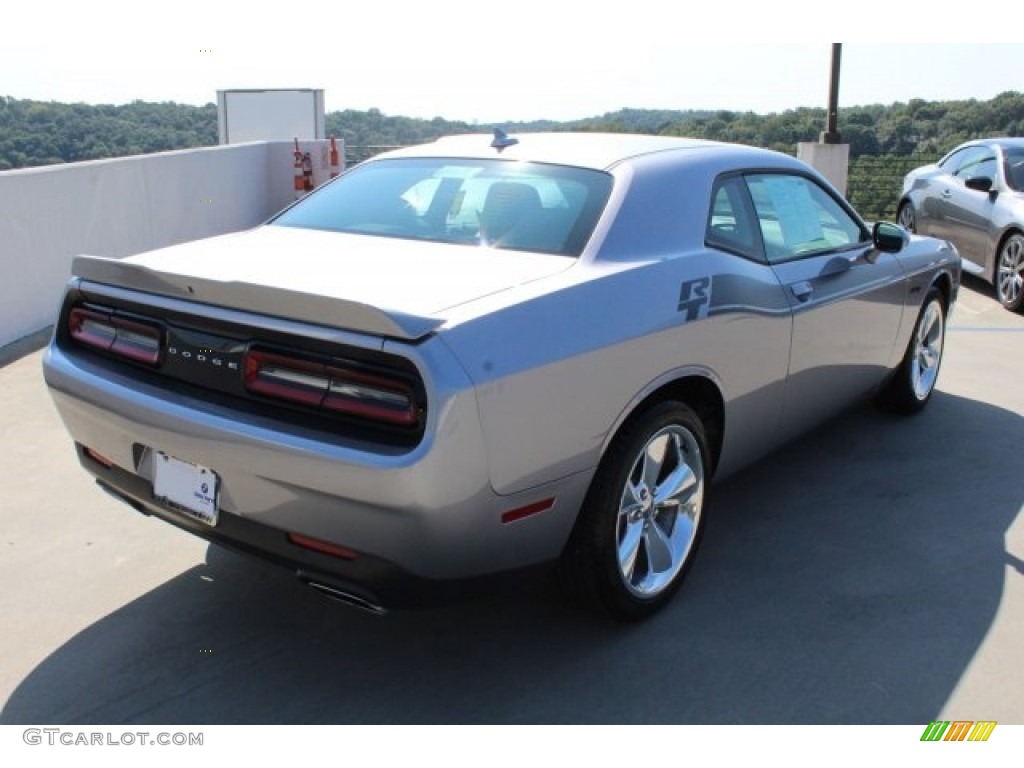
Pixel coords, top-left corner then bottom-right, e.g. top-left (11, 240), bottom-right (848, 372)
top-left (3, 1), bottom-right (1022, 124)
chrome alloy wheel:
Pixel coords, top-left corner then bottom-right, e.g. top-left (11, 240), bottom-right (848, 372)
top-left (911, 297), bottom-right (944, 401)
top-left (996, 234), bottom-right (1024, 309)
top-left (616, 425), bottom-right (704, 598)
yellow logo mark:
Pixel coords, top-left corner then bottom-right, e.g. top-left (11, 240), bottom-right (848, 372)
top-left (967, 721), bottom-right (997, 741)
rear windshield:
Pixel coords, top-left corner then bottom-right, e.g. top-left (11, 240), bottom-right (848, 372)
top-left (270, 158), bottom-right (613, 257)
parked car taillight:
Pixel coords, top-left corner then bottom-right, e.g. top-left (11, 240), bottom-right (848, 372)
top-left (68, 308), bottom-right (162, 365)
top-left (244, 349), bottom-right (420, 427)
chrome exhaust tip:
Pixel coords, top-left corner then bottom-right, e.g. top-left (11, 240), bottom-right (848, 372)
top-left (302, 578), bottom-right (387, 616)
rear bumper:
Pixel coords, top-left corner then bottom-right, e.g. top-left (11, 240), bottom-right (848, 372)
top-left (81, 447), bottom-right (550, 610)
top-left (42, 342), bottom-right (590, 601)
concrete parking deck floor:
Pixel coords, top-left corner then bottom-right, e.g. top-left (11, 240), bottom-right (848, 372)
top-left (1, 277), bottom-right (1021, 724)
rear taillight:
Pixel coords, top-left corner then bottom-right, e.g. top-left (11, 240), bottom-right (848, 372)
top-left (68, 308), bottom-right (162, 365)
top-left (244, 349), bottom-right (419, 427)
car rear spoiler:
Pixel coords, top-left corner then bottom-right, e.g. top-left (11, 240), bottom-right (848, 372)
top-left (70, 255), bottom-right (444, 342)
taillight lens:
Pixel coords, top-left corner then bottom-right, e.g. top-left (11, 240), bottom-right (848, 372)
top-left (68, 308), bottom-right (162, 365)
top-left (244, 349), bottom-right (419, 427)
top-left (244, 350), bottom-right (328, 406)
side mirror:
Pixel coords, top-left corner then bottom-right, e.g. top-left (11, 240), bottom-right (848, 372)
top-left (873, 221), bottom-right (907, 253)
top-left (965, 176), bottom-right (994, 193)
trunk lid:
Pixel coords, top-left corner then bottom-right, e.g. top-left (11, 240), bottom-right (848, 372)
top-left (73, 226), bottom-right (575, 340)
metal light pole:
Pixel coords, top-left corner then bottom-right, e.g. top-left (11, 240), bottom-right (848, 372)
top-left (821, 44), bottom-right (842, 144)
top-left (799, 44), bottom-right (850, 194)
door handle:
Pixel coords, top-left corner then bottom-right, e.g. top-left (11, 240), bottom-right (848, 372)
top-left (791, 281), bottom-right (813, 301)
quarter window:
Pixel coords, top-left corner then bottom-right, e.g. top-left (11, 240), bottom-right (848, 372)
top-left (705, 177), bottom-right (758, 258)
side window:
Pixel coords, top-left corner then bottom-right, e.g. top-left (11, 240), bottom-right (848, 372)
top-left (705, 177), bottom-right (758, 258)
top-left (937, 145), bottom-right (987, 181)
top-left (962, 154), bottom-right (995, 183)
top-left (948, 146), bottom-right (993, 181)
top-left (939, 147), bottom-right (970, 175)
top-left (745, 174), bottom-right (866, 264)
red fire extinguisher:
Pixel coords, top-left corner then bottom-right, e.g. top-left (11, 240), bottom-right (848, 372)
top-left (293, 139), bottom-right (304, 200)
top-left (301, 152), bottom-right (314, 192)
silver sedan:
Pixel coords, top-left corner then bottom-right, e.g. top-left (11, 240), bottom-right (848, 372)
top-left (43, 132), bottom-right (960, 619)
top-left (898, 137), bottom-right (1024, 311)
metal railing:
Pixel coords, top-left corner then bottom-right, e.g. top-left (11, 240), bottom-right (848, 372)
top-left (846, 154), bottom-right (941, 222)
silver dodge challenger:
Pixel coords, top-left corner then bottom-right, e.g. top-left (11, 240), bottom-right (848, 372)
top-left (43, 132), bottom-right (960, 619)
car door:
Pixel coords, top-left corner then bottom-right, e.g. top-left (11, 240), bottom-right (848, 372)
top-left (743, 172), bottom-right (906, 437)
top-left (939, 148), bottom-right (999, 267)
top-left (927, 146), bottom-right (987, 244)
top-left (917, 147), bottom-right (971, 241)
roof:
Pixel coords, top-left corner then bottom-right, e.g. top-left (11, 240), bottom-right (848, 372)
top-left (960, 137), bottom-right (1024, 151)
top-left (376, 132), bottom-right (734, 171)
top-left (991, 137), bottom-right (1024, 151)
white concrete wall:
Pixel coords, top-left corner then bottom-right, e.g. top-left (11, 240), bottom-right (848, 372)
top-left (0, 140), bottom-right (331, 349)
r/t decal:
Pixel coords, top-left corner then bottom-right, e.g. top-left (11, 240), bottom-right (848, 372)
top-left (677, 277), bottom-right (712, 321)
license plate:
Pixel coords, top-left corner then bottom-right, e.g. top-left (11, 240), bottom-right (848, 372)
top-left (153, 452), bottom-right (219, 526)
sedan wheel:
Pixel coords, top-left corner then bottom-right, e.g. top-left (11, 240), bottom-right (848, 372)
top-left (560, 401), bottom-right (709, 620)
top-left (897, 203), bottom-right (916, 233)
top-left (996, 233), bottom-right (1024, 312)
top-left (876, 287), bottom-right (946, 414)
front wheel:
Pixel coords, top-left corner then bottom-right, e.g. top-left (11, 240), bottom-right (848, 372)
top-left (897, 202), bottom-right (916, 233)
top-left (559, 401), bottom-right (709, 620)
top-left (995, 233), bottom-right (1024, 312)
top-left (876, 287), bottom-right (946, 414)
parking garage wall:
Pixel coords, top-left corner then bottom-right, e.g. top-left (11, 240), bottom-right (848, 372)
top-left (0, 141), bottom-right (328, 350)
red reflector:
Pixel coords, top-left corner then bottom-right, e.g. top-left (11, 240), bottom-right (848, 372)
top-left (501, 497), bottom-right (556, 524)
top-left (288, 532), bottom-right (358, 561)
top-left (83, 446), bottom-right (115, 468)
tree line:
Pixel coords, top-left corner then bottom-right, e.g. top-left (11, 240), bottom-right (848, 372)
top-left (4, 92), bottom-right (1023, 171)
top-left (0, 98), bottom-right (217, 169)
top-left (3, 91), bottom-right (1023, 219)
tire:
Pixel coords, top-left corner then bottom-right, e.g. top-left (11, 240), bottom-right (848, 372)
top-left (559, 401), bottom-right (709, 620)
top-left (876, 287), bottom-right (946, 414)
top-left (995, 232), bottom-right (1024, 312)
top-left (897, 202), bottom-right (916, 233)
